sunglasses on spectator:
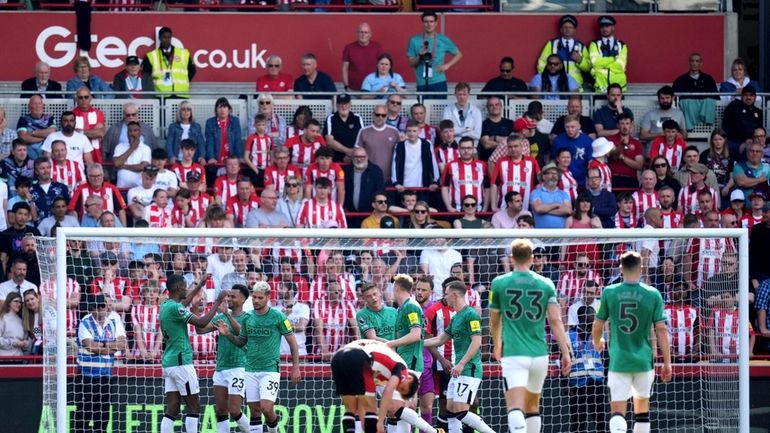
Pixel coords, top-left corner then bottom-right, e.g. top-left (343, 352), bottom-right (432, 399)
top-left (374, 113), bottom-right (387, 118)
top-left (463, 202), bottom-right (477, 207)
top-left (388, 101), bottom-right (402, 106)
top-left (375, 200), bottom-right (388, 204)
top-left (267, 64), bottom-right (281, 68)
top-left (413, 209), bottom-right (427, 214)
top-left (500, 68), bottom-right (512, 73)
top-left (547, 62), bottom-right (562, 66)
top-left (654, 163), bottom-right (667, 168)
top-left (577, 263), bottom-right (588, 267)
top-left (259, 101), bottom-right (271, 105)
top-left (77, 95), bottom-right (91, 100)
top-left (286, 183), bottom-right (299, 187)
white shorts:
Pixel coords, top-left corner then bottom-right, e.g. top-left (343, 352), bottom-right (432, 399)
top-left (245, 371), bottom-right (281, 403)
top-left (501, 356), bottom-right (549, 393)
top-left (213, 368), bottom-right (246, 397)
top-left (608, 370), bottom-right (655, 401)
top-left (446, 376), bottom-right (481, 405)
top-left (375, 385), bottom-right (404, 402)
top-left (163, 365), bottom-right (200, 396)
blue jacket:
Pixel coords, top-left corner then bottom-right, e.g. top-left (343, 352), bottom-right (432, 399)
top-left (166, 122), bottom-right (205, 162)
top-left (551, 132), bottom-right (593, 186)
top-left (66, 75), bottom-right (114, 99)
top-left (568, 329), bottom-right (604, 388)
top-left (205, 116), bottom-right (243, 161)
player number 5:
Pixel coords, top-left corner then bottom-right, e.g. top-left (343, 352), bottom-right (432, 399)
top-left (618, 301), bottom-right (639, 334)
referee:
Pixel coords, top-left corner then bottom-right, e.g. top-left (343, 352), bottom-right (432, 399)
top-left (74, 293), bottom-right (128, 433)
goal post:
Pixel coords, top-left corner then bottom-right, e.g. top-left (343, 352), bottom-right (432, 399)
top-left (40, 227), bottom-right (749, 433)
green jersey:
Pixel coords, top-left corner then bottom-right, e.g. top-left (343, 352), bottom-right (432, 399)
top-left (159, 299), bottom-right (194, 368)
top-left (596, 281), bottom-right (665, 373)
top-left (394, 298), bottom-right (424, 372)
top-left (239, 308), bottom-right (294, 372)
top-left (356, 305), bottom-right (397, 340)
top-left (214, 311), bottom-right (248, 371)
top-left (489, 270), bottom-right (558, 357)
top-left (445, 306), bottom-right (482, 378)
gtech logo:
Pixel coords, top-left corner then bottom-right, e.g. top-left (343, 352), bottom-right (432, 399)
top-left (35, 26), bottom-right (269, 70)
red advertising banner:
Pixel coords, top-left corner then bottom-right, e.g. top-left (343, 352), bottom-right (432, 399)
top-left (0, 12), bottom-right (725, 85)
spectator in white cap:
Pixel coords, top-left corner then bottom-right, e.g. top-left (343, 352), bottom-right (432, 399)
top-left (587, 137), bottom-right (615, 192)
top-left (723, 189), bottom-right (746, 221)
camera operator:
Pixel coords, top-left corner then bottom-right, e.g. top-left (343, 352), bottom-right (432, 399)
top-left (408, 11), bottom-right (463, 99)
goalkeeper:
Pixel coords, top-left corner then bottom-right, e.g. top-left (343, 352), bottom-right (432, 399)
top-left (592, 250), bottom-right (672, 433)
top-left (331, 339), bottom-right (420, 433)
top-left (217, 281), bottom-right (302, 433)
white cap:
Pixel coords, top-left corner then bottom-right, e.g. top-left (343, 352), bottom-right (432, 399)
top-left (730, 190), bottom-right (745, 202)
top-left (592, 137), bottom-right (615, 158)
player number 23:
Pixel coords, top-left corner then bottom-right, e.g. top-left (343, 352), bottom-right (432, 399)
top-left (504, 289), bottom-right (544, 321)
top-left (231, 378), bottom-right (244, 391)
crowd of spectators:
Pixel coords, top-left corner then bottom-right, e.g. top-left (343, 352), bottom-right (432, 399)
top-left (0, 14), bottom-right (766, 365)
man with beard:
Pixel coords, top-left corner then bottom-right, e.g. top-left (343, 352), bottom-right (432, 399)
top-left (37, 197), bottom-right (80, 237)
top-left (413, 277), bottom-right (437, 430)
top-left (9, 235), bottom-right (40, 287)
top-left (639, 86), bottom-right (688, 142)
top-left (530, 163), bottom-right (571, 228)
top-left (41, 111), bottom-right (95, 168)
top-left (593, 84), bottom-right (634, 138)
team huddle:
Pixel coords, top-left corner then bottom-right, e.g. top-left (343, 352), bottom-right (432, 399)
top-left (158, 239), bottom-right (672, 433)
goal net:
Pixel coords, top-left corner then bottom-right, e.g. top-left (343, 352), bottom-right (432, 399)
top-left (37, 228), bottom-right (749, 433)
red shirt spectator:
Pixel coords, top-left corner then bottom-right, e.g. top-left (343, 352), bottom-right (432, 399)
top-left (342, 24), bottom-right (384, 91)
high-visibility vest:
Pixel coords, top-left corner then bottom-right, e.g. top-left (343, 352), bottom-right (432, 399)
top-left (146, 47), bottom-right (191, 98)
top-left (536, 38), bottom-right (590, 88)
top-left (588, 38), bottom-right (628, 93)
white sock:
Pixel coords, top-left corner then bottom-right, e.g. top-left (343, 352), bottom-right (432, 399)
top-left (218, 420), bottom-right (230, 433)
top-left (397, 420), bottom-right (411, 433)
top-left (458, 412), bottom-right (495, 433)
top-left (249, 423), bottom-right (263, 433)
top-left (399, 407), bottom-right (436, 433)
top-left (448, 416), bottom-right (462, 433)
top-left (507, 410), bottom-right (525, 433)
top-left (355, 417), bottom-right (362, 433)
top-left (609, 414), bottom-right (627, 433)
top-left (524, 415), bottom-right (540, 433)
top-left (161, 416), bottom-right (175, 433)
top-left (387, 419), bottom-right (399, 433)
top-left (235, 413), bottom-right (250, 433)
top-left (185, 415), bottom-right (199, 433)
top-left (633, 422), bottom-right (650, 433)
top-left (267, 420), bottom-right (279, 433)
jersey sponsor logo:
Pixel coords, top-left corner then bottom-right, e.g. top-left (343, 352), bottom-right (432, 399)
top-left (469, 320), bottom-right (481, 332)
top-left (248, 327), bottom-right (274, 337)
top-left (408, 312), bottom-right (419, 326)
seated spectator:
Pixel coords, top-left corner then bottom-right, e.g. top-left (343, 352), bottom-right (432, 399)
top-left (651, 156), bottom-right (682, 197)
top-left (384, 94), bottom-right (409, 135)
top-left (480, 56), bottom-right (528, 98)
top-left (112, 56), bottom-right (154, 99)
top-left (720, 58), bottom-right (761, 102)
top-left (294, 53), bottom-right (336, 100)
top-left (276, 284), bottom-right (309, 356)
top-left (639, 85), bottom-right (688, 142)
top-left (206, 246), bottom-right (234, 295)
top-left (171, 139), bottom-right (207, 192)
top-left (391, 120), bottom-right (440, 197)
top-left (557, 252), bottom-right (603, 307)
top-left (722, 86), bottom-right (763, 159)
top-left (269, 258), bottom-right (310, 302)
top-left (405, 200), bottom-right (446, 229)
top-left (551, 115), bottom-right (593, 186)
top-left (286, 105), bottom-right (313, 140)
top-left (313, 281), bottom-right (356, 359)
top-left (556, 148), bottom-right (577, 202)
top-left (632, 170), bottom-right (660, 225)
top-left (740, 191), bottom-right (766, 231)
top-left (1, 139), bottom-right (34, 197)
top-left (30, 156), bottom-right (69, 219)
top-left (144, 189), bottom-right (172, 228)
top-left (672, 53), bottom-right (719, 131)
top-left (410, 103), bottom-right (437, 145)
top-left (613, 192), bottom-right (638, 229)
top-left (664, 281), bottom-right (701, 361)
top-left (41, 111), bottom-right (94, 169)
top-left (11, 237), bottom-right (40, 286)
top-left (354, 105), bottom-right (399, 182)
top-left (165, 101), bottom-right (205, 165)
top-left (649, 120), bottom-right (687, 174)
top-left (113, 122), bottom-right (151, 189)
top-left (529, 54), bottom-right (579, 100)
top-left (566, 193), bottom-right (602, 229)
top-left (606, 113), bottom-right (644, 190)
top-left (297, 177), bottom-right (347, 229)
top-left (149, 149), bottom-right (177, 197)
top-left (20, 61), bottom-right (63, 99)
top-left (587, 137), bottom-right (614, 191)
top-left (88, 215), bottom-right (132, 264)
top-left (361, 53), bottom-right (406, 97)
top-left (700, 128), bottom-right (734, 203)
top-left (515, 115), bottom-right (550, 166)
top-left (585, 167), bottom-right (617, 228)
top-left (126, 166), bottom-right (160, 222)
top-left (65, 57), bottom-right (112, 99)
top-left (593, 83), bottom-right (634, 138)
top-left (205, 97), bottom-right (243, 166)
top-left (257, 55), bottom-right (294, 96)
top-left (0, 107), bottom-right (18, 162)
top-left (131, 282), bottom-right (162, 361)
top-left (276, 175), bottom-right (303, 227)
top-left (213, 155), bottom-right (241, 206)
top-left (343, 147), bottom-right (384, 216)
top-left (479, 96), bottom-right (513, 162)
top-left (103, 103), bottom-right (157, 162)
top-left (0, 204), bottom-right (41, 270)
top-left (550, 96), bottom-right (596, 143)
top-left (679, 163), bottom-right (720, 214)
top-left (16, 95), bottom-right (56, 160)
top-left (441, 137), bottom-right (488, 212)
top-left (361, 192), bottom-right (399, 229)
top-left (0, 292), bottom-right (28, 356)
top-left (434, 119), bottom-right (459, 174)
top-left (7, 177), bottom-right (37, 225)
top-left (304, 146), bottom-right (345, 205)
top-left (706, 291), bottom-right (740, 362)
top-left (37, 197), bottom-right (79, 237)
top-left (489, 134), bottom-right (539, 212)
top-left (311, 252), bottom-right (356, 302)
top-left (720, 192), bottom-right (744, 221)
top-left (250, 94), bottom-right (287, 147)
top-left (245, 188), bottom-right (290, 229)
top-left (285, 119), bottom-right (326, 171)
top-left (72, 87), bottom-right (107, 163)
top-left (225, 178), bottom-right (259, 228)
top-left (651, 256), bottom-right (684, 302)
top-left (491, 191), bottom-right (531, 229)
top-left (733, 141), bottom-right (770, 198)
top-left (527, 100), bottom-right (553, 136)
top-left (453, 194), bottom-right (491, 229)
top-left (676, 145), bottom-right (718, 188)
top-left (442, 82), bottom-right (482, 144)
top-left (530, 162), bottom-right (571, 228)
top-left (170, 188), bottom-right (195, 228)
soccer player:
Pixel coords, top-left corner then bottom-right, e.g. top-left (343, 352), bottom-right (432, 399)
top-left (489, 239), bottom-right (572, 433)
top-left (331, 339), bottom-right (419, 433)
top-left (592, 251), bottom-right (673, 433)
top-left (159, 274), bottom-right (226, 433)
top-left (196, 284), bottom-right (251, 433)
top-left (425, 281), bottom-right (495, 433)
top-left (385, 274), bottom-right (438, 433)
top-left (356, 282), bottom-right (397, 341)
top-left (414, 277), bottom-right (437, 429)
top-left (216, 281), bottom-right (302, 433)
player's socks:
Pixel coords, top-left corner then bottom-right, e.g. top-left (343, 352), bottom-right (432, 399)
top-left (387, 418), bottom-right (399, 433)
top-left (609, 413), bottom-right (627, 433)
top-left (249, 420), bottom-right (264, 433)
top-left (420, 409), bottom-right (433, 430)
top-left (507, 409), bottom-right (525, 433)
top-left (233, 412), bottom-right (250, 433)
top-left (396, 407), bottom-right (437, 433)
top-left (364, 413), bottom-right (378, 433)
top-left (217, 415), bottom-right (229, 433)
top-left (161, 414), bottom-right (176, 433)
top-left (343, 412), bottom-right (357, 433)
top-left (354, 416), bottom-right (362, 433)
top-left (185, 413), bottom-right (200, 433)
top-left (446, 412), bottom-right (462, 433)
top-left (455, 410), bottom-right (495, 433)
top-left (437, 416), bottom-right (449, 433)
top-left (633, 413), bottom-right (650, 433)
top-left (266, 416), bottom-right (280, 433)
top-left (524, 413), bottom-right (541, 433)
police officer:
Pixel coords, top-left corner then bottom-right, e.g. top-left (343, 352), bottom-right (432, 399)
top-left (143, 27), bottom-right (196, 98)
top-left (536, 14), bottom-right (590, 90)
top-left (588, 15), bottom-right (628, 93)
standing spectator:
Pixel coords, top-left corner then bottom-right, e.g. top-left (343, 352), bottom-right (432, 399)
top-left (243, 114), bottom-right (273, 188)
top-left (131, 283), bottom-right (162, 361)
top-left (551, 115), bottom-right (593, 186)
top-left (0, 292), bottom-right (28, 356)
top-left (0, 108), bottom-right (18, 162)
top-left (313, 281), bottom-right (357, 359)
top-left (102, 103), bottom-right (158, 162)
top-left (385, 94), bottom-right (409, 135)
top-left (529, 55), bottom-right (579, 100)
top-left (225, 178), bottom-right (260, 228)
top-left (205, 98), bottom-right (243, 167)
top-left (245, 188), bottom-right (291, 229)
top-left (276, 284), bottom-right (310, 356)
top-left (587, 15), bottom-right (628, 93)
top-left (420, 240), bottom-right (463, 294)
top-left (755, 278), bottom-right (770, 352)
top-left (20, 61), bottom-right (63, 99)
top-left (112, 55), bottom-right (154, 99)
top-left (0, 205), bottom-right (41, 272)
top-left (434, 120), bottom-right (459, 174)
top-left (585, 167), bottom-right (617, 228)
top-left (361, 54), bottom-right (407, 97)
top-left (632, 171), bottom-right (660, 225)
top-left (593, 84), bottom-right (634, 138)
top-left (480, 56), bottom-right (528, 98)
top-left (441, 137), bottom-right (488, 212)
top-left (607, 113), bottom-right (644, 190)
top-left (410, 103), bottom-right (437, 145)
top-left (0, 257), bottom-right (37, 301)
top-left (256, 55), bottom-right (294, 96)
top-left (355, 105), bottom-right (400, 183)
top-left (567, 281), bottom-right (601, 327)
top-left (675, 145), bottom-right (718, 189)
top-left (249, 93), bottom-right (287, 146)
top-left (113, 122), bottom-right (151, 189)
top-left (536, 15), bottom-right (590, 90)
top-left (16, 95), bottom-right (56, 160)
top-left (213, 156), bottom-right (241, 206)
top-left (407, 11), bottom-right (463, 96)
top-left (286, 106), bottom-right (313, 141)
top-left (41, 112), bottom-right (94, 168)
top-left (324, 94), bottom-right (363, 162)
top-left (672, 53), bottom-right (719, 131)
top-left (639, 86), bottom-right (688, 143)
top-left (490, 134), bottom-right (539, 212)
top-left (442, 83), bottom-right (482, 144)
top-left (143, 27), bottom-right (195, 98)
top-left (567, 305), bottom-right (605, 433)
top-left (264, 147), bottom-right (302, 199)
top-left (648, 120), bottom-right (686, 173)
top-left (297, 177), bottom-right (347, 229)
top-left (720, 58), bottom-right (762, 102)
top-left (707, 292), bottom-right (740, 363)
top-left (285, 119), bottom-right (326, 172)
top-left (304, 147), bottom-right (345, 205)
top-left (733, 141), bottom-right (770, 198)
top-left (722, 86), bottom-right (763, 159)
top-left (72, 88), bottom-right (107, 163)
top-left (556, 148), bottom-right (578, 202)
top-left (530, 162), bottom-right (571, 228)
top-left (665, 282), bottom-right (701, 361)
top-left (69, 163), bottom-right (128, 226)
top-left (31, 156), bottom-right (70, 223)
top-left (550, 96), bottom-right (596, 143)
top-left (342, 23), bottom-right (384, 92)
top-left (165, 101), bottom-right (205, 165)
top-left (700, 129), bottom-right (734, 204)
top-left (391, 121), bottom-right (440, 198)
top-left (587, 137), bottom-right (614, 192)
top-left (66, 57), bottom-right (112, 99)
top-left (343, 147), bottom-right (385, 215)
top-left (679, 163), bottom-right (719, 214)
top-left (294, 54), bottom-right (336, 100)
top-left (1, 139), bottom-right (34, 196)
top-left (22, 288), bottom-right (45, 352)
top-left (479, 96), bottom-right (513, 162)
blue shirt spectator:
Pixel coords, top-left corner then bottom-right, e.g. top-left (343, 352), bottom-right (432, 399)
top-left (530, 163), bottom-right (571, 228)
top-left (551, 132), bottom-right (593, 186)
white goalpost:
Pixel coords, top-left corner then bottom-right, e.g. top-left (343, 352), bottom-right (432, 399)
top-left (38, 227), bottom-right (750, 433)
